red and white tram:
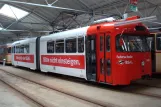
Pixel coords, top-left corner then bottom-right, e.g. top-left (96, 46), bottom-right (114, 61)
top-left (11, 16), bottom-right (152, 85)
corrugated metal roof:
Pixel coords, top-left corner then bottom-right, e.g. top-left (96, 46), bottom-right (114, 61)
top-left (0, 0), bottom-right (160, 43)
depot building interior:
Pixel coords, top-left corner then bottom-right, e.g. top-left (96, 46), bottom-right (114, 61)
top-left (0, 0), bottom-right (160, 42)
top-left (0, 0), bottom-right (161, 107)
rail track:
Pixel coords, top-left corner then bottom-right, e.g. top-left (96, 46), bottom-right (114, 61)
top-left (1, 67), bottom-right (161, 107)
top-left (0, 74), bottom-right (52, 107)
top-left (45, 70), bottom-right (161, 100)
top-left (0, 69), bottom-right (117, 107)
top-left (45, 71), bottom-right (161, 100)
top-left (132, 82), bottom-right (161, 89)
top-left (121, 83), bottom-right (161, 99)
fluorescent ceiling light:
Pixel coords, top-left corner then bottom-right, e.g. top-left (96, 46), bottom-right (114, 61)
top-left (0, 27), bottom-right (6, 30)
top-left (105, 17), bottom-right (115, 21)
top-left (93, 17), bottom-right (115, 24)
top-left (0, 4), bottom-right (29, 19)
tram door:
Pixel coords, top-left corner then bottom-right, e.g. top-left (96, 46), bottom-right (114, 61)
top-left (86, 35), bottom-right (97, 81)
top-left (147, 35), bottom-right (156, 72)
top-left (98, 33), bottom-right (112, 84)
top-left (156, 34), bottom-right (161, 73)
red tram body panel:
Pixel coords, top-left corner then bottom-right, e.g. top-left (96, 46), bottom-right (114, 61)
top-left (86, 17), bottom-right (151, 85)
top-left (11, 16), bottom-right (152, 85)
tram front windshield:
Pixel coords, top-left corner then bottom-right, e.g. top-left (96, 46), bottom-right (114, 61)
top-left (116, 35), bottom-right (150, 52)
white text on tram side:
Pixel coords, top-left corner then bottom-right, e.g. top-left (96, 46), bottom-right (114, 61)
top-left (43, 57), bottom-right (80, 66)
top-left (116, 55), bottom-right (133, 59)
top-left (16, 56), bottom-right (31, 61)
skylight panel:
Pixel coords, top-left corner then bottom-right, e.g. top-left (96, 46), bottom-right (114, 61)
top-left (0, 4), bottom-right (29, 19)
top-left (0, 27), bottom-right (7, 31)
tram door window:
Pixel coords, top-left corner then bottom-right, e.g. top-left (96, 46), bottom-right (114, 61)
top-left (147, 36), bottom-right (155, 52)
top-left (106, 36), bottom-right (111, 76)
top-left (99, 34), bottom-right (112, 83)
top-left (106, 36), bottom-right (110, 52)
top-left (100, 36), bottom-right (103, 51)
top-left (86, 35), bottom-right (96, 81)
top-left (156, 35), bottom-right (161, 51)
top-left (147, 35), bottom-right (155, 72)
top-left (78, 37), bottom-right (84, 53)
top-left (156, 34), bottom-right (161, 73)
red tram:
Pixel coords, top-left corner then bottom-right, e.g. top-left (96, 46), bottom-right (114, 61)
top-left (11, 16), bottom-right (152, 85)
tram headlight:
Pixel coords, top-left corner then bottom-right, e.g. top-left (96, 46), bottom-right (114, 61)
top-left (118, 60), bottom-right (124, 64)
top-left (141, 61), bottom-right (145, 66)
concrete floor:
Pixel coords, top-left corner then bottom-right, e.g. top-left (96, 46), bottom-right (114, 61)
top-left (0, 66), bottom-right (161, 107)
top-left (0, 81), bottom-right (40, 107)
top-left (0, 69), bottom-right (101, 107)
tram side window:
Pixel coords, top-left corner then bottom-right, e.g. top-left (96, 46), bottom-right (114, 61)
top-left (56, 39), bottom-right (64, 53)
top-left (156, 35), bottom-right (161, 51)
top-left (47, 41), bottom-right (55, 53)
top-left (106, 36), bottom-right (110, 52)
top-left (66, 38), bottom-right (76, 53)
top-left (20, 45), bottom-right (24, 53)
top-left (8, 47), bottom-right (11, 53)
top-left (24, 44), bottom-right (29, 53)
top-left (16, 46), bottom-right (20, 53)
top-left (15, 46), bottom-right (19, 53)
top-left (11, 47), bottom-right (15, 53)
top-left (16, 46), bottom-right (19, 53)
top-left (0, 48), bottom-right (4, 54)
top-left (13, 46), bottom-right (15, 53)
top-left (15, 44), bottom-right (29, 53)
top-left (78, 37), bottom-right (84, 53)
top-left (116, 36), bottom-right (124, 52)
top-left (11, 47), bottom-right (13, 53)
